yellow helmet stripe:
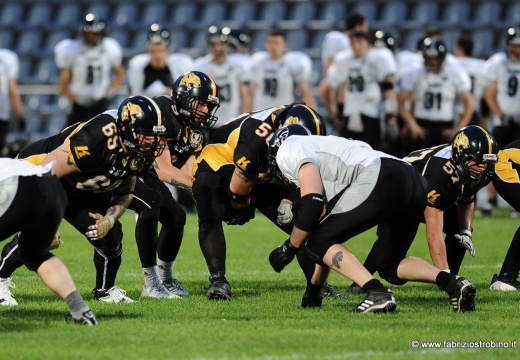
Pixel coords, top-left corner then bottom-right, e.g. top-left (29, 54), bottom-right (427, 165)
top-left (141, 95), bottom-right (162, 128)
top-left (475, 125), bottom-right (492, 153)
top-left (208, 75), bottom-right (218, 97)
top-left (300, 104), bottom-right (321, 135)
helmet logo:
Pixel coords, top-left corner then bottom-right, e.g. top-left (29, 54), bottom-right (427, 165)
top-left (283, 116), bottom-right (299, 126)
top-left (180, 73), bottom-right (201, 90)
top-left (121, 102), bottom-right (143, 123)
top-left (453, 132), bottom-right (470, 154)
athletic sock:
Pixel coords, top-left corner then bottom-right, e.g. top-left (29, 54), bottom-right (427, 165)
top-left (65, 290), bottom-right (90, 319)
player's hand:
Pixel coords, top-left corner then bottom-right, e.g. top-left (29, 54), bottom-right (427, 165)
top-left (269, 238), bottom-right (298, 272)
top-left (277, 201), bottom-right (293, 226)
top-left (227, 205), bottom-right (255, 226)
top-left (301, 283), bottom-right (324, 308)
top-left (454, 230), bottom-right (475, 257)
top-left (49, 231), bottom-right (64, 250)
top-left (86, 213), bottom-right (115, 240)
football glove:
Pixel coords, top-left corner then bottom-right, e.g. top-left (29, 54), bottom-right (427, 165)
top-left (301, 283), bottom-right (324, 308)
top-left (86, 213), bottom-right (115, 240)
top-left (227, 205), bottom-right (255, 226)
top-left (49, 231), bottom-right (64, 250)
top-left (454, 229), bottom-right (475, 257)
top-left (269, 238), bottom-right (298, 273)
top-left (277, 201), bottom-right (293, 226)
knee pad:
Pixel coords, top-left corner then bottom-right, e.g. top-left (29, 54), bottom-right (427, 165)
top-left (378, 263), bottom-right (407, 285)
top-left (22, 252), bottom-right (54, 272)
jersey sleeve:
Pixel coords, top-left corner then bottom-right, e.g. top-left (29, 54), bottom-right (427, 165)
top-left (233, 119), bottom-right (270, 178)
top-left (103, 37), bottom-right (124, 67)
top-left (276, 136), bottom-right (317, 187)
top-left (127, 54), bottom-right (148, 94)
top-left (0, 50), bottom-right (19, 79)
top-left (286, 51), bottom-right (313, 84)
top-left (54, 39), bottom-right (77, 69)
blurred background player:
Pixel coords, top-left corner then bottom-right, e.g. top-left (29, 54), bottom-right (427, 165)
top-left (249, 28), bottom-right (316, 110)
top-left (128, 24), bottom-right (194, 97)
top-left (55, 13), bottom-right (125, 127)
top-left (0, 47), bottom-right (25, 156)
top-left (194, 26), bottom-right (252, 130)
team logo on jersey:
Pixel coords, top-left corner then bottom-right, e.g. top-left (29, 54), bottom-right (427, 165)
top-left (180, 72), bottom-right (201, 90)
top-left (427, 190), bottom-right (441, 205)
top-left (453, 132), bottom-right (470, 155)
top-left (121, 102), bottom-right (143, 124)
top-left (236, 156), bottom-right (251, 171)
top-left (74, 146), bottom-right (90, 159)
top-left (189, 130), bottom-right (203, 148)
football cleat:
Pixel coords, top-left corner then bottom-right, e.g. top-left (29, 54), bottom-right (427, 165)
top-left (346, 282), bottom-right (365, 295)
top-left (490, 272), bottom-right (520, 291)
top-left (0, 277), bottom-right (18, 306)
top-left (73, 310), bottom-right (99, 326)
top-left (321, 283), bottom-right (347, 299)
top-left (141, 281), bottom-right (180, 299)
top-left (206, 277), bottom-right (231, 301)
top-left (447, 277), bottom-right (476, 312)
top-left (93, 286), bottom-right (136, 303)
top-left (353, 288), bottom-right (397, 313)
top-left (162, 278), bottom-right (190, 297)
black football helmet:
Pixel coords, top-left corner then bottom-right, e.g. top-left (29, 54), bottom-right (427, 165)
top-left (223, 27), bottom-right (251, 53)
top-left (506, 27), bottom-right (520, 62)
top-left (451, 125), bottom-right (498, 189)
top-left (172, 71), bottom-right (220, 129)
top-left (147, 23), bottom-right (170, 47)
top-left (274, 103), bottom-right (327, 136)
top-left (420, 38), bottom-right (447, 73)
top-left (267, 124), bottom-right (312, 189)
top-left (373, 30), bottom-right (397, 53)
top-left (116, 96), bottom-right (168, 171)
top-left (81, 13), bottom-right (107, 45)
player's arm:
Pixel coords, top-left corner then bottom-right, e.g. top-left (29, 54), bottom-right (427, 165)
top-left (424, 205), bottom-right (449, 270)
top-left (228, 167), bottom-right (257, 210)
top-left (456, 195), bottom-right (475, 231)
top-left (152, 147), bottom-right (193, 193)
top-left (239, 82), bottom-right (253, 114)
top-left (58, 68), bottom-right (77, 102)
top-left (398, 90), bottom-right (424, 140)
top-left (484, 80), bottom-right (503, 118)
top-left (109, 64), bottom-right (125, 94)
top-left (8, 79), bottom-right (24, 122)
top-left (454, 91), bottom-right (475, 131)
top-left (40, 143), bottom-right (79, 178)
top-left (297, 81), bottom-right (317, 109)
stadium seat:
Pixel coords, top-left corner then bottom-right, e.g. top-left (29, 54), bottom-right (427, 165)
top-left (113, 3), bottom-right (139, 27)
top-left (84, 4), bottom-right (111, 21)
top-left (16, 31), bottom-right (42, 56)
top-left (190, 3), bottom-right (227, 30)
top-left (378, 1), bottom-right (408, 28)
top-left (285, 30), bottom-right (308, 51)
top-left (54, 4), bottom-right (81, 28)
top-left (0, 30), bottom-right (13, 49)
top-left (279, 2), bottom-right (316, 29)
top-left (350, 2), bottom-right (378, 23)
top-left (171, 30), bottom-right (188, 51)
top-left (17, 58), bottom-right (33, 84)
top-left (169, 3), bottom-right (196, 28)
top-left (248, 3), bottom-right (286, 30)
top-left (229, 3), bottom-right (256, 26)
top-left (141, 4), bottom-right (169, 27)
top-left (472, 30), bottom-right (495, 58)
top-left (34, 58), bottom-right (59, 84)
top-left (43, 30), bottom-right (72, 56)
top-left (308, 2), bottom-right (346, 30)
top-left (504, 2), bottom-right (520, 26)
top-left (0, 3), bottom-right (24, 29)
top-left (469, 2), bottom-right (502, 27)
top-left (25, 3), bottom-right (53, 29)
top-left (436, 1), bottom-right (471, 28)
top-left (405, 2), bottom-right (440, 29)
top-left (189, 30), bottom-right (208, 54)
top-left (250, 30), bottom-right (268, 53)
top-left (109, 29), bottom-right (130, 49)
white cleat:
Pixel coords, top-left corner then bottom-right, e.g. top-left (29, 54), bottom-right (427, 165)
top-left (141, 282), bottom-right (181, 299)
top-left (93, 286), bottom-right (136, 303)
top-left (0, 277), bottom-right (18, 306)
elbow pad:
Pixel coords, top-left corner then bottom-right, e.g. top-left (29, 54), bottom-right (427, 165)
top-left (293, 193), bottom-right (325, 232)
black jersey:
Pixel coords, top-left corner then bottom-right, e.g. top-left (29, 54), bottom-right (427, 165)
top-left (193, 106), bottom-right (285, 181)
top-left (495, 139), bottom-right (520, 184)
top-left (404, 144), bottom-right (489, 210)
top-left (19, 111), bottom-right (145, 193)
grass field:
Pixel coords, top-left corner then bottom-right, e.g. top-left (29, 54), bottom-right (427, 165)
top-left (1, 209), bottom-right (520, 360)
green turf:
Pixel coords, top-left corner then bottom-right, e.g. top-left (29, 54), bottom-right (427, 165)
top-left (1, 210), bottom-right (519, 359)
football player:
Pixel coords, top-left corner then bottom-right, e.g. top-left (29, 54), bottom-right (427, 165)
top-left (192, 103), bottom-right (326, 300)
top-left (193, 26), bottom-right (252, 130)
top-left (0, 158), bottom-right (97, 325)
top-left (55, 13), bottom-right (125, 127)
top-left (0, 96), bottom-right (168, 303)
top-left (131, 71), bottom-right (220, 298)
top-left (249, 28), bottom-right (316, 110)
top-left (489, 140), bottom-right (520, 290)
top-left (326, 31), bottom-right (397, 149)
top-left (127, 24), bottom-right (194, 97)
top-left (349, 126), bottom-right (497, 292)
top-left (0, 47), bottom-right (25, 152)
top-left (267, 125), bottom-right (477, 313)
top-left (399, 38), bottom-right (474, 153)
top-left (481, 27), bottom-right (520, 216)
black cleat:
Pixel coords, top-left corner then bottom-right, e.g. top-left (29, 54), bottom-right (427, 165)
top-left (353, 288), bottom-right (397, 313)
top-left (447, 277), bottom-right (476, 312)
top-left (321, 283), bottom-right (347, 299)
top-left (346, 282), bottom-right (365, 295)
top-left (73, 310), bottom-right (98, 326)
top-left (206, 277), bottom-right (232, 301)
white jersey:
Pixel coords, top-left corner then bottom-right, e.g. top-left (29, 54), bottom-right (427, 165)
top-left (193, 55), bottom-right (250, 128)
top-left (327, 48), bottom-right (396, 118)
top-left (250, 50), bottom-right (312, 110)
top-left (127, 52), bottom-right (194, 96)
top-left (485, 52), bottom-right (520, 120)
top-left (0, 49), bottom-right (19, 121)
top-left (276, 135), bottom-right (401, 200)
top-left (400, 61), bottom-right (471, 122)
top-left (454, 56), bottom-right (488, 114)
top-left (321, 31), bottom-right (350, 69)
top-left (54, 37), bottom-right (123, 106)
top-left (396, 50), bottom-right (422, 91)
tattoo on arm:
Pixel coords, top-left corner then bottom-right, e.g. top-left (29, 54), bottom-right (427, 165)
top-left (234, 169), bottom-right (257, 183)
top-left (107, 193), bottom-right (133, 219)
top-left (169, 178), bottom-right (192, 194)
top-left (331, 251), bottom-right (344, 269)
